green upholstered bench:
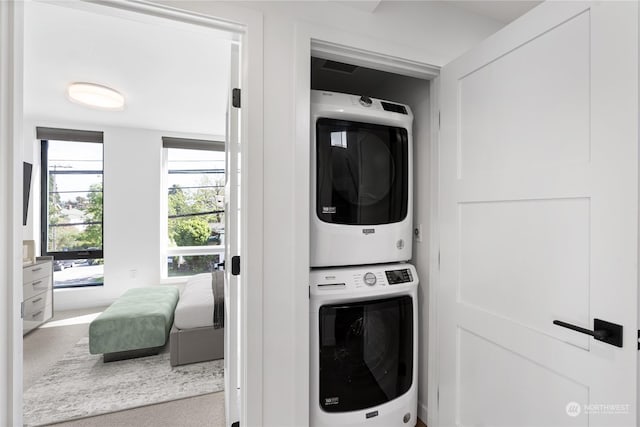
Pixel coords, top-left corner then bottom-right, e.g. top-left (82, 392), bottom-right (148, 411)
top-left (89, 286), bottom-right (179, 362)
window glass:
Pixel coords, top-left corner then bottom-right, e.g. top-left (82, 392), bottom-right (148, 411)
top-left (42, 139), bottom-right (104, 288)
top-left (166, 147), bottom-right (225, 277)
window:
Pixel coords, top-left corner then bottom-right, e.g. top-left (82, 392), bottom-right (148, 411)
top-left (39, 127), bottom-right (104, 288)
top-left (163, 137), bottom-right (225, 277)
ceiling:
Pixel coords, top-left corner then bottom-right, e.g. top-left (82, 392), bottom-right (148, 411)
top-left (24, 1), bottom-right (540, 137)
top-left (24, 1), bottom-right (231, 136)
top-left (341, 1), bottom-right (542, 24)
top-left (451, 1), bottom-right (542, 23)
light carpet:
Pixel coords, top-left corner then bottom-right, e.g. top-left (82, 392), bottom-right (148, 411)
top-left (23, 337), bottom-right (224, 427)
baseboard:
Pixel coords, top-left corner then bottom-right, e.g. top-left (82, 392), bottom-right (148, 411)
top-left (418, 400), bottom-right (428, 426)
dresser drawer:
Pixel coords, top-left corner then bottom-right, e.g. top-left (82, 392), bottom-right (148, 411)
top-left (23, 303), bottom-right (52, 335)
top-left (24, 290), bottom-right (53, 317)
top-left (23, 276), bottom-right (51, 301)
top-left (23, 262), bottom-right (52, 284)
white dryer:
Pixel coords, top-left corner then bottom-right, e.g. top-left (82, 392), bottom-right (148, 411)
top-left (310, 263), bottom-right (418, 427)
top-left (311, 90), bottom-right (414, 267)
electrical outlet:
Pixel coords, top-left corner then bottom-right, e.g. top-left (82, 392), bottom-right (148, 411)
top-left (413, 224), bottom-right (423, 242)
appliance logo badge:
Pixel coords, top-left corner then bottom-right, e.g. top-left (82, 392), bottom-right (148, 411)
top-left (325, 397), bottom-right (339, 406)
top-left (362, 228), bottom-right (375, 235)
top-left (366, 410), bottom-right (379, 419)
top-left (322, 206), bottom-right (336, 214)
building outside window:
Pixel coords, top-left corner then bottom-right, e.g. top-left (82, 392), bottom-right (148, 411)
top-left (164, 137), bottom-right (225, 277)
top-left (39, 127), bottom-right (104, 288)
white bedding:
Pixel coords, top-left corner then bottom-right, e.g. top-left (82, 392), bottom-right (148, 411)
top-left (174, 273), bottom-right (214, 329)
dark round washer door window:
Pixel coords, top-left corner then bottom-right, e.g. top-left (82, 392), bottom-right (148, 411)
top-left (318, 295), bottom-right (413, 413)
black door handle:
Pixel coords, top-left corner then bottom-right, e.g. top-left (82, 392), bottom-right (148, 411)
top-left (553, 318), bottom-right (623, 348)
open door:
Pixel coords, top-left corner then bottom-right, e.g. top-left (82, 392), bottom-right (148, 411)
top-left (438, 2), bottom-right (638, 426)
top-left (224, 41), bottom-right (241, 427)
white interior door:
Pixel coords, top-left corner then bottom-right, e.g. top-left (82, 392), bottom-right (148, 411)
top-left (224, 41), bottom-right (241, 427)
top-left (438, 2), bottom-right (638, 426)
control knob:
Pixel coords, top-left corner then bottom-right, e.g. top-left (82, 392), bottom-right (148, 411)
top-left (364, 272), bottom-right (376, 286)
top-left (359, 95), bottom-right (373, 107)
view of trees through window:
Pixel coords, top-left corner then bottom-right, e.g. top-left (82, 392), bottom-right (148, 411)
top-left (48, 181), bottom-right (103, 252)
top-left (42, 139), bottom-right (104, 288)
top-left (167, 147), bottom-right (225, 276)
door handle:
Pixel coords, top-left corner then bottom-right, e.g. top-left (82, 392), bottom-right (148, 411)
top-left (553, 318), bottom-right (623, 348)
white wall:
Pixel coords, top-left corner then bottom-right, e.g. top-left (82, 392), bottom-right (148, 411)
top-left (23, 118), bottom-right (221, 310)
top-left (154, 2), bottom-right (503, 426)
top-left (230, 1), bottom-right (504, 66)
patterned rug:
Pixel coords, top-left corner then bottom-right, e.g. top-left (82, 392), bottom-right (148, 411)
top-left (23, 337), bottom-right (224, 426)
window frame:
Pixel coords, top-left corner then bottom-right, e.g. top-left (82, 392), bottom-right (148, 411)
top-left (40, 138), bottom-right (104, 266)
top-left (162, 137), bottom-right (225, 278)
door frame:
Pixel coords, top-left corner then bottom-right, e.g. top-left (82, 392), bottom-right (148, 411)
top-left (1, 1), bottom-right (25, 423)
top-left (2, 1), bottom-right (264, 425)
top-left (294, 22), bottom-right (441, 426)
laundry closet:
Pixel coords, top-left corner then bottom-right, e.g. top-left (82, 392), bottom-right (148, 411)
top-left (308, 56), bottom-right (432, 427)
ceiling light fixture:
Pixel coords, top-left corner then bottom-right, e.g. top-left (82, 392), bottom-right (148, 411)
top-left (66, 82), bottom-right (125, 111)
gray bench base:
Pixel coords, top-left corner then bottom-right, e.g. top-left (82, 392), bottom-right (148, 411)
top-left (170, 325), bottom-right (224, 366)
top-left (104, 346), bottom-right (163, 363)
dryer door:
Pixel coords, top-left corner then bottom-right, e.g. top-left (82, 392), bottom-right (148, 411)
top-left (316, 118), bottom-right (408, 226)
top-left (318, 295), bottom-right (413, 412)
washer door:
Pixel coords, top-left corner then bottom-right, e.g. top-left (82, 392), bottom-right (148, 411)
top-left (316, 118), bottom-right (409, 225)
top-left (318, 295), bottom-right (413, 412)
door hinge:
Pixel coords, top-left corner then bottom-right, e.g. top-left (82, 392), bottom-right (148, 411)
top-left (231, 255), bottom-right (241, 276)
top-left (437, 387), bottom-right (440, 407)
top-left (438, 111), bottom-right (441, 130)
top-left (232, 88), bottom-right (241, 108)
top-left (438, 251), bottom-right (441, 269)
top-left (21, 302), bottom-right (24, 319)
top-left (637, 330), bottom-right (639, 350)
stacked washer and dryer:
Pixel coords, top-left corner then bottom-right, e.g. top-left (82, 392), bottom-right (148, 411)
top-left (309, 90), bottom-right (419, 427)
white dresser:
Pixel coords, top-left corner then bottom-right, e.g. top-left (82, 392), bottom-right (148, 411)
top-left (23, 257), bottom-right (54, 335)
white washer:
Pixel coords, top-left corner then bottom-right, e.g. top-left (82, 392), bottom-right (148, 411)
top-left (311, 90), bottom-right (414, 267)
top-left (310, 263), bottom-right (418, 427)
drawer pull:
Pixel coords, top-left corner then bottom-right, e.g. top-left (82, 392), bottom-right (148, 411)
top-left (32, 280), bottom-right (43, 287)
top-left (32, 297), bottom-right (43, 304)
top-left (31, 311), bottom-right (43, 318)
top-left (31, 267), bottom-right (42, 273)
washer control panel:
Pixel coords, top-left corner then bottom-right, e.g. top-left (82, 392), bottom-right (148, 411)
top-left (310, 263), bottom-right (418, 294)
top-left (385, 268), bottom-right (413, 285)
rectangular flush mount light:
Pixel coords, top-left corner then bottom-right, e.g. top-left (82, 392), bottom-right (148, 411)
top-left (67, 82), bottom-right (125, 111)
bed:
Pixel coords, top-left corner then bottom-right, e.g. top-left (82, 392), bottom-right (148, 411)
top-left (169, 271), bottom-right (225, 366)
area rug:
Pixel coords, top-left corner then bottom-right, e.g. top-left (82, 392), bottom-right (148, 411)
top-left (23, 337), bottom-right (224, 426)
